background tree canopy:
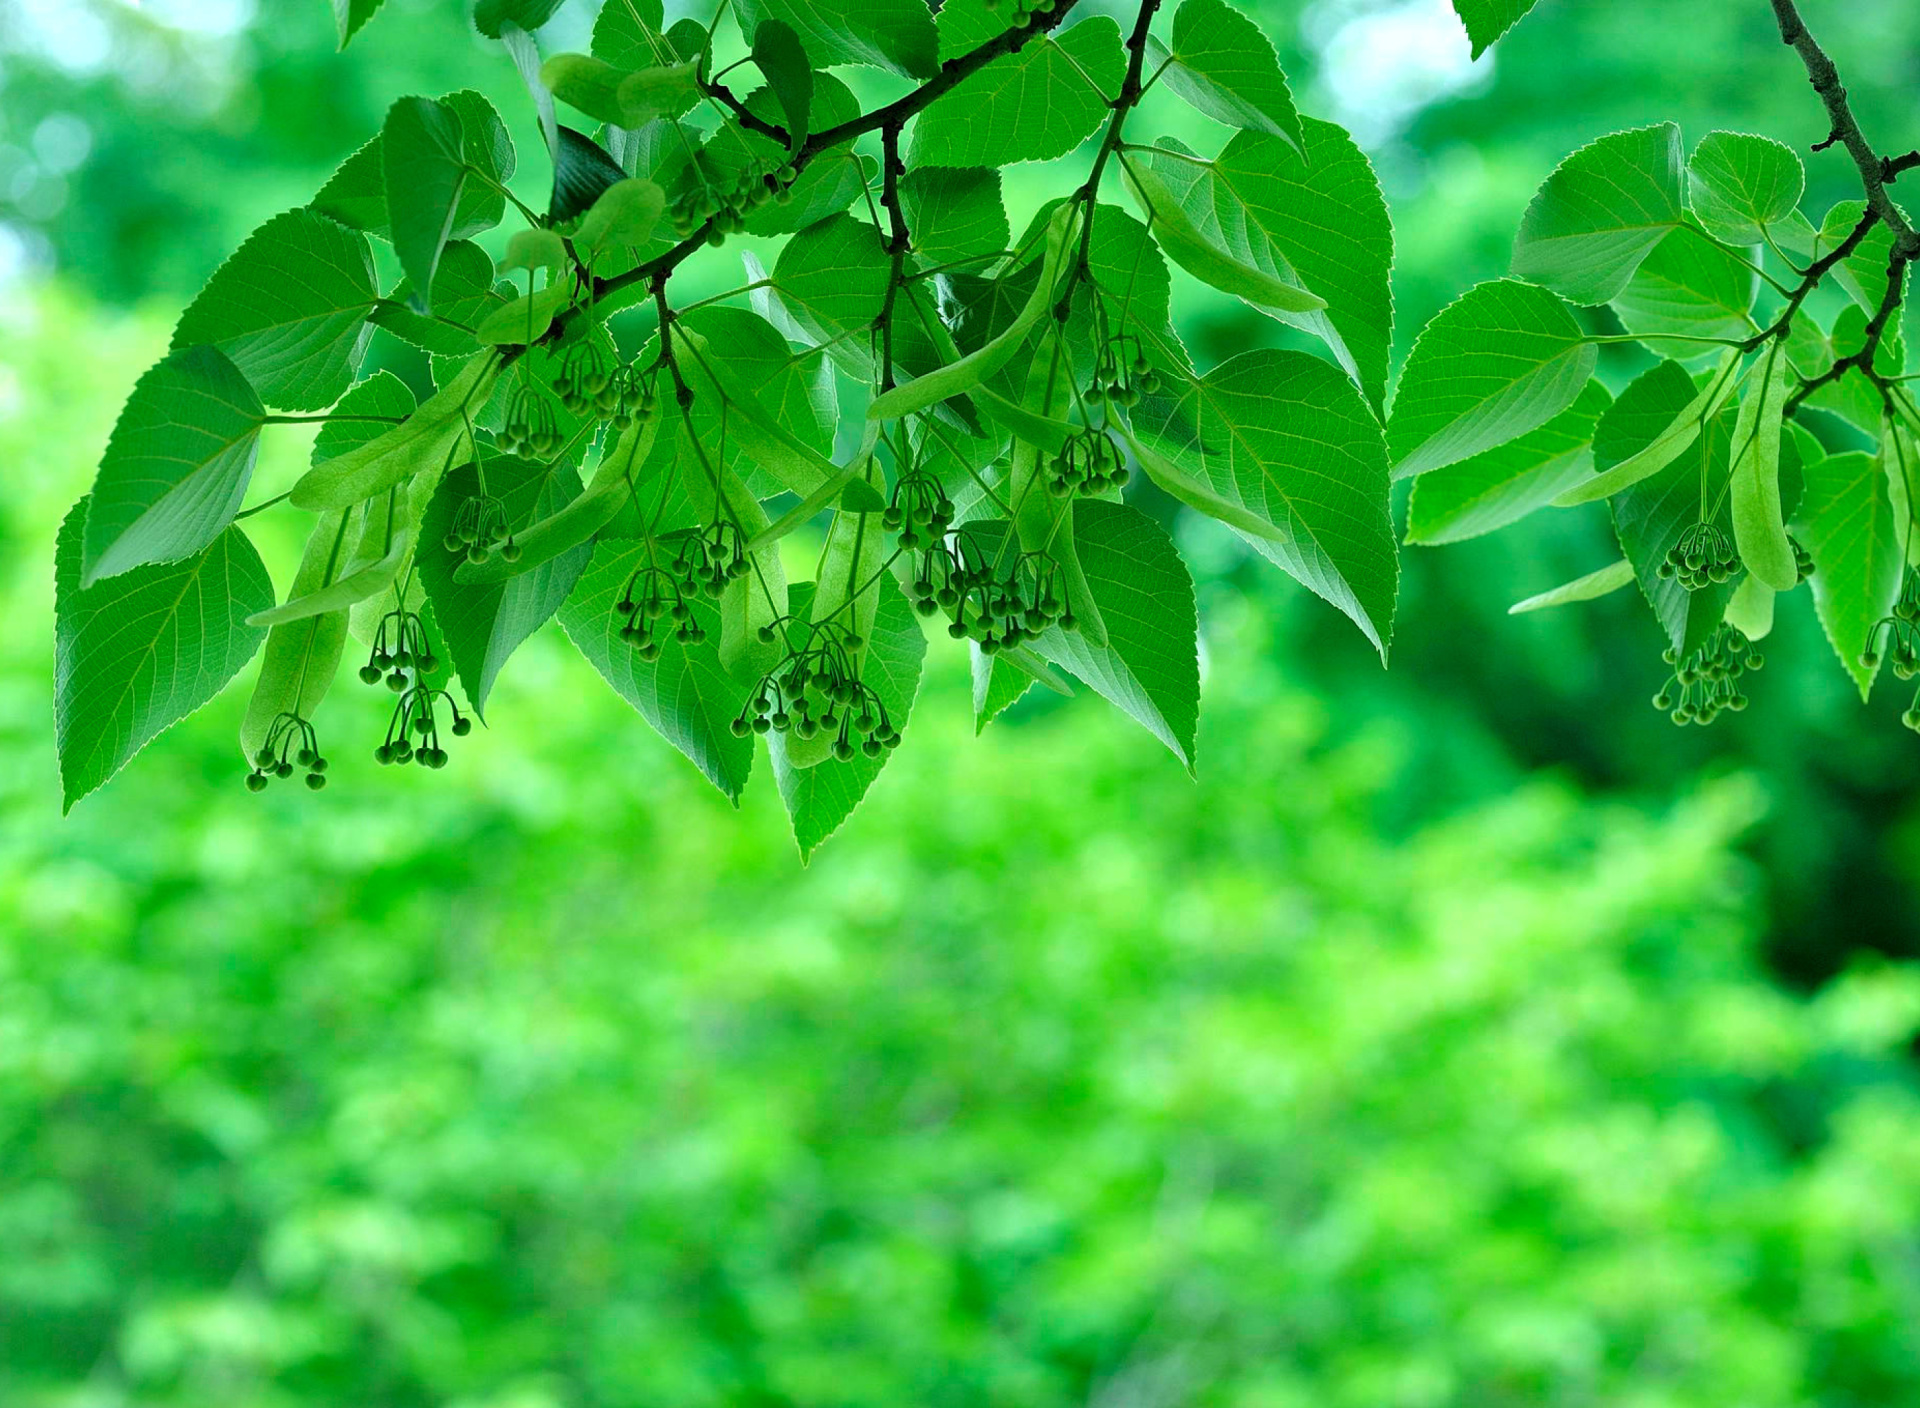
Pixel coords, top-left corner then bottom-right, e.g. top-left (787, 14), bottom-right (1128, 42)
top-left (4, 0), bottom-right (1920, 1403)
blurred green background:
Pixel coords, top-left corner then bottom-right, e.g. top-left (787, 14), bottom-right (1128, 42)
top-left (5, 0), bottom-right (1920, 1403)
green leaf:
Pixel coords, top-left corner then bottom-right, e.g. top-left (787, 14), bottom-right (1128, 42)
top-left (1688, 131), bottom-right (1804, 247)
top-left (752, 18), bottom-right (812, 150)
top-left (1804, 301), bottom-right (1907, 434)
top-left (551, 124), bottom-right (632, 226)
top-left (501, 228), bottom-right (569, 276)
top-left (1603, 360), bottom-right (1741, 657)
top-left (1450, 0), bottom-right (1540, 58)
top-left (1129, 348), bottom-right (1397, 653)
top-left (901, 168), bottom-right (1009, 270)
top-left (972, 502), bottom-right (1201, 767)
top-left (1508, 558), bottom-right (1636, 614)
top-left (769, 577), bottom-right (928, 859)
top-left (1511, 123), bottom-right (1685, 304)
top-left (592, 0), bottom-right (670, 67)
top-left (671, 309), bottom-right (839, 496)
top-left (910, 16), bottom-right (1122, 168)
top-left (1388, 278), bottom-right (1596, 479)
top-left (1729, 340), bottom-right (1797, 589)
top-left (419, 456), bottom-right (594, 717)
top-left (1816, 200), bottom-right (1905, 317)
top-left (291, 352), bottom-right (496, 510)
top-left (701, 75), bottom-right (872, 239)
top-left (83, 345), bottom-right (264, 586)
top-left (475, 284), bottom-right (572, 345)
top-left (1610, 222), bottom-right (1757, 350)
top-left (559, 540), bottom-right (756, 802)
top-left (770, 213), bottom-right (889, 349)
top-left (172, 208), bottom-right (377, 411)
top-left (543, 53), bottom-right (701, 128)
top-left (1125, 158), bottom-right (1326, 315)
top-left (383, 97), bottom-right (472, 310)
top-left (333, 0), bottom-right (386, 48)
top-left (239, 511), bottom-right (353, 766)
top-left (1407, 379), bottom-right (1611, 545)
top-left (1797, 449), bottom-right (1902, 699)
top-left (473, 0), bottom-right (564, 39)
top-left (312, 135), bottom-right (390, 238)
top-left (1723, 573), bottom-right (1776, 641)
top-left (734, 0), bottom-right (937, 79)
top-left (972, 644), bottom-right (1070, 732)
top-left (55, 500), bottom-right (273, 812)
top-left (1553, 351), bottom-right (1739, 506)
top-left (1136, 122), bottom-right (1393, 410)
top-left (1152, 0), bottom-right (1303, 153)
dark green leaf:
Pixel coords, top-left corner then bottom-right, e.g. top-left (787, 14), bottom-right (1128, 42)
top-left (333, 0), bottom-right (386, 48)
top-left (56, 500), bottom-right (273, 811)
top-left (551, 125), bottom-right (630, 226)
top-left (1796, 449), bottom-right (1902, 700)
top-left (592, 0), bottom-right (670, 68)
top-left (734, 0), bottom-right (937, 79)
top-left (382, 97), bottom-right (471, 310)
top-left (769, 213), bottom-right (889, 348)
top-left (1154, 0), bottom-right (1304, 153)
top-left (901, 168), bottom-right (1009, 270)
top-left (473, 0), bottom-right (565, 39)
top-left (83, 345), bottom-right (264, 585)
top-left (752, 19), bottom-right (812, 150)
top-left (172, 208), bottom-right (377, 411)
top-left (1450, 0), bottom-right (1540, 58)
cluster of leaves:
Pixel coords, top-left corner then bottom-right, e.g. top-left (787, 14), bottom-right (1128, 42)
top-left (1393, 3), bottom-right (1920, 734)
top-left (56, 0), bottom-right (1421, 852)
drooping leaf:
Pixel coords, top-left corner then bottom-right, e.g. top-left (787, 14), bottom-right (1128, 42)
top-left (291, 352), bottom-right (496, 510)
top-left (419, 455), bottom-right (594, 717)
top-left (559, 540), bottom-right (756, 802)
top-left (172, 208), bottom-right (377, 411)
top-left (1508, 559), bottom-right (1636, 614)
top-left (911, 16), bottom-right (1122, 168)
top-left (1511, 123), bottom-right (1686, 305)
top-left (1796, 449), bottom-right (1902, 699)
top-left (1152, 0), bottom-right (1304, 153)
top-left (1728, 340), bottom-right (1797, 590)
top-left (1816, 200), bottom-right (1906, 318)
top-left (752, 18), bottom-right (812, 150)
top-left (382, 96), bottom-right (472, 310)
top-left (1610, 221), bottom-right (1758, 351)
top-left (1130, 348), bottom-right (1397, 653)
top-left (1126, 159), bottom-right (1326, 315)
top-left (1553, 352), bottom-right (1739, 506)
top-left (734, 0), bottom-right (937, 79)
top-left (1387, 278), bottom-right (1596, 479)
top-left (1688, 131), bottom-right (1805, 247)
top-left (1136, 123), bottom-right (1393, 410)
top-left (333, 0), bottom-right (386, 47)
top-left (1450, 0), bottom-right (1540, 59)
top-left (83, 345), bottom-right (264, 586)
top-left (769, 578), bottom-right (928, 859)
top-left (894, 172), bottom-right (1001, 282)
top-left (55, 501), bottom-right (273, 811)
top-left (473, 0), bottom-right (565, 39)
top-left (1407, 379), bottom-right (1611, 545)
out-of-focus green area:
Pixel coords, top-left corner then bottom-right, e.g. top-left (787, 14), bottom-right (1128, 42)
top-left (4, 0), bottom-right (1920, 1401)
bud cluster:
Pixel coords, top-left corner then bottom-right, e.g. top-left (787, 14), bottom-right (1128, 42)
top-left (500, 379), bottom-right (564, 460)
top-left (375, 683), bottom-right (471, 769)
top-left (1082, 334), bottom-right (1160, 410)
top-left (980, 0), bottom-right (1064, 27)
top-left (1861, 569), bottom-right (1920, 682)
top-left (1652, 624), bottom-right (1762, 725)
top-left (1791, 533), bottom-right (1814, 584)
top-left (1658, 522), bottom-right (1740, 591)
top-left (1046, 427), bottom-right (1130, 499)
top-left (668, 156), bottom-right (798, 243)
top-left (358, 607), bottom-right (439, 692)
top-left (445, 489), bottom-right (520, 566)
top-left (246, 711), bottom-right (329, 792)
top-left (732, 618), bottom-right (903, 760)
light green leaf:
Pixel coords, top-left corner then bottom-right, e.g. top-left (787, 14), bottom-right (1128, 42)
top-left (1688, 131), bottom-right (1804, 246)
top-left (752, 18), bottom-right (812, 150)
top-left (1797, 449), bottom-right (1902, 699)
top-left (1722, 573), bottom-right (1776, 640)
top-left (172, 208), bottom-right (376, 411)
top-left (592, 0), bottom-right (671, 67)
top-left (1130, 348), bottom-right (1396, 653)
top-left (239, 511), bottom-right (353, 766)
top-left (83, 344), bottom-right (264, 586)
top-left (501, 228), bottom-right (568, 276)
top-left (382, 96), bottom-right (471, 310)
top-left (901, 168), bottom-right (1009, 270)
top-left (1450, 0), bottom-right (1540, 58)
top-left (56, 501), bottom-right (273, 811)
top-left (419, 455), bottom-right (593, 716)
top-left (473, 0), bottom-right (564, 38)
top-left (291, 352), bottom-right (496, 510)
top-left (1126, 158), bottom-right (1325, 314)
top-left (1136, 122), bottom-right (1392, 410)
top-left (734, 0), bottom-right (937, 78)
top-left (1508, 558), bottom-right (1635, 614)
top-left (1407, 379), bottom-right (1611, 544)
top-left (475, 283), bottom-right (572, 345)
top-left (1388, 278), bottom-right (1596, 479)
top-left (1729, 340), bottom-right (1797, 589)
top-left (559, 533), bottom-right (756, 805)
top-left (1815, 200), bottom-right (1905, 317)
top-left (1610, 222), bottom-right (1757, 350)
top-left (333, 0), bottom-right (386, 47)
top-left (1153, 0), bottom-right (1303, 153)
top-left (769, 578), bottom-right (928, 859)
top-left (1511, 123), bottom-right (1685, 305)
top-left (870, 201), bottom-right (1079, 422)
top-left (770, 213), bottom-right (889, 348)
top-left (674, 315), bottom-right (839, 496)
top-left (249, 479), bottom-right (418, 628)
top-left (1553, 351), bottom-right (1739, 506)
top-left (911, 17), bottom-right (1122, 168)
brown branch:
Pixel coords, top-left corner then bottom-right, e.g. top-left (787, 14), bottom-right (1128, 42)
top-left (874, 123), bottom-right (911, 393)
